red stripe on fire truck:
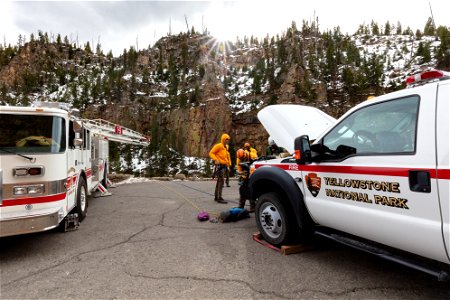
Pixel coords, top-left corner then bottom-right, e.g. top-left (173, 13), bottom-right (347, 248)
top-left (0, 192), bottom-right (67, 207)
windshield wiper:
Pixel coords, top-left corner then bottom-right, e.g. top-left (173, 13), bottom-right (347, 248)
top-left (0, 148), bottom-right (36, 163)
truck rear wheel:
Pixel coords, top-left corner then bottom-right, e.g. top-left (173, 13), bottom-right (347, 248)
top-left (255, 192), bottom-right (296, 246)
top-left (76, 177), bottom-right (88, 221)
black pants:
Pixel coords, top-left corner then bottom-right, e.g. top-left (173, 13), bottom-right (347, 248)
top-left (225, 167), bottom-right (230, 186)
top-left (238, 177), bottom-right (254, 208)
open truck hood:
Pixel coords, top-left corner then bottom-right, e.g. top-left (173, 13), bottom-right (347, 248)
top-left (257, 104), bottom-right (336, 154)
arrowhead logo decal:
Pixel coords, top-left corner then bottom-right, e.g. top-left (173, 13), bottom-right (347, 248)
top-left (305, 173), bottom-right (321, 197)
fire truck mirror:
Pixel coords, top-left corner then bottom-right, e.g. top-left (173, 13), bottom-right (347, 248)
top-left (73, 121), bottom-right (83, 133)
top-left (74, 138), bottom-right (83, 147)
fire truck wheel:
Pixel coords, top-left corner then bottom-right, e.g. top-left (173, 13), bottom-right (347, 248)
top-left (76, 177), bottom-right (88, 221)
top-left (255, 192), bottom-right (297, 246)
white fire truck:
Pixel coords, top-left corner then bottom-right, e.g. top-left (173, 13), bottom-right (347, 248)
top-left (250, 70), bottom-right (450, 280)
top-left (0, 102), bottom-right (149, 237)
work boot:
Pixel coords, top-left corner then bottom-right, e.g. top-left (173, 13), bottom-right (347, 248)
top-left (238, 199), bottom-right (245, 209)
top-left (216, 198), bottom-right (228, 204)
top-left (249, 201), bottom-right (256, 213)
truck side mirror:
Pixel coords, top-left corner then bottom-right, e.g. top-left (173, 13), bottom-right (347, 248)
top-left (73, 121), bottom-right (83, 133)
top-left (294, 135), bottom-right (311, 164)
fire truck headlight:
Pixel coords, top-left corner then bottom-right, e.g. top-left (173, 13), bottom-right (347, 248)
top-left (13, 186), bottom-right (28, 195)
top-left (27, 184), bottom-right (45, 195)
top-left (13, 184), bottom-right (45, 195)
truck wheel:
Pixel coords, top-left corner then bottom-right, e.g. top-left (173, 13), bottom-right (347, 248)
top-left (256, 192), bottom-right (296, 246)
top-left (76, 177), bottom-right (88, 221)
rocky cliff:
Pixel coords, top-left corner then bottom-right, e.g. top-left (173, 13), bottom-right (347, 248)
top-left (1, 23), bottom-right (448, 163)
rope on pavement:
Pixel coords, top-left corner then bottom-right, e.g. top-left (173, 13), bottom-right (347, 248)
top-left (173, 181), bottom-right (238, 205)
top-left (156, 181), bottom-right (220, 219)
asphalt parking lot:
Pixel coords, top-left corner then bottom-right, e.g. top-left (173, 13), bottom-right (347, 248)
top-left (1, 179), bottom-right (449, 299)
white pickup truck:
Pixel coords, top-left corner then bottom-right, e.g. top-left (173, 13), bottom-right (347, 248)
top-left (249, 70), bottom-right (450, 280)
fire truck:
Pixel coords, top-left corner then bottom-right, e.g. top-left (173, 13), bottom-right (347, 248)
top-left (0, 102), bottom-right (149, 237)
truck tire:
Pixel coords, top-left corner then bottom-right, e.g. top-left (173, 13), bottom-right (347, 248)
top-left (76, 177), bottom-right (88, 221)
top-left (256, 192), bottom-right (297, 246)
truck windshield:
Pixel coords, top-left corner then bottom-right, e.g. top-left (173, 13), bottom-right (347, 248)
top-left (0, 114), bottom-right (66, 154)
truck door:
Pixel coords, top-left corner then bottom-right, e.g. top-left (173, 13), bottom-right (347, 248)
top-left (91, 136), bottom-right (100, 183)
top-left (66, 121), bottom-right (78, 209)
top-left (83, 129), bottom-right (92, 188)
top-left (301, 84), bottom-right (448, 263)
top-left (436, 81), bottom-right (450, 260)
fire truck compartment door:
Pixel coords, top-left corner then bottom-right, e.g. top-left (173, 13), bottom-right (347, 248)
top-left (257, 104), bottom-right (336, 154)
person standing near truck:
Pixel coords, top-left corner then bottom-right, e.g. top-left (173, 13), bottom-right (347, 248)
top-left (209, 133), bottom-right (231, 204)
top-left (266, 137), bottom-right (290, 158)
top-left (244, 142), bottom-right (258, 160)
top-left (236, 148), bottom-right (255, 212)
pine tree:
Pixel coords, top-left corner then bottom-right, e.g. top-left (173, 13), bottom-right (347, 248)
top-left (96, 42), bottom-right (102, 56)
top-left (415, 30), bottom-right (423, 39)
top-left (371, 20), bottom-right (380, 35)
top-left (384, 22), bottom-right (391, 35)
top-left (84, 41), bottom-right (92, 53)
top-left (168, 52), bottom-right (179, 97)
top-left (396, 22), bottom-right (402, 35)
top-left (423, 17), bottom-right (436, 36)
top-left (436, 26), bottom-right (450, 69)
top-left (181, 41), bottom-right (189, 74)
top-left (107, 50), bottom-right (113, 60)
top-left (416, 42), bottom-right (431, 63)
top-left (109, 141), bottom-right (121, 172)
top-left (124, 144), bottom-right (133, 173)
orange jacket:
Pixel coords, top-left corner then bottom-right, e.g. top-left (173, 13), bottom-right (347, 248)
top-left (226, 145), bottom-right (231, 167)
top-left (248, 147), bottom-right (258, 159)
top-left (209, 134), bottom-right (231, 165)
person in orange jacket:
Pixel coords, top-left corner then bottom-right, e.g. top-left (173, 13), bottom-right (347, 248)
top-left (236, 148), bottom-right (255, 212)
top-left (244, 142), bottom-right (258, 160)
top-left (209, 133), bottom-right (231, 204)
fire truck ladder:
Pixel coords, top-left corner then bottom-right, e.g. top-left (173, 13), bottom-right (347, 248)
top-left (81, 119), bottom-right (150, 197)
top-left (81, 119), bottom-right (150, 147)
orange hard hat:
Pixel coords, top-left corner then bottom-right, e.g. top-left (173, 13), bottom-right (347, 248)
top-left (236, 149), bottom-right (246, 159)
top-left (244, 142), bottom-right (250, 148)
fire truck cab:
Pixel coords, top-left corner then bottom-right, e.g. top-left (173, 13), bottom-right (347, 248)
top-left (250, 70), bottom-right (450, 280)
top-left (0, 103), bottom-right (148, 237)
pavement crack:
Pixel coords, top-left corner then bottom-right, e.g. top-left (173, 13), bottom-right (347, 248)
top-left (124, 270), bottom-right (291, 299)
top-left (1, 203), bottom-right (185, 288)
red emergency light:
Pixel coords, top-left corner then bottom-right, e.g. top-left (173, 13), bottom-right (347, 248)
top-left (406, 70), bottom-right (450, 85)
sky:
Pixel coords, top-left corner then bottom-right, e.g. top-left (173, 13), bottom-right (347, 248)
top-left (1, 0), bottom-right (449, 56)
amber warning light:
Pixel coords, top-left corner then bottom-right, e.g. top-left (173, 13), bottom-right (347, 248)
top-left (294, 150), bottom-right (301, 160)
top-left (406, 70), bottom-right (450, 85)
